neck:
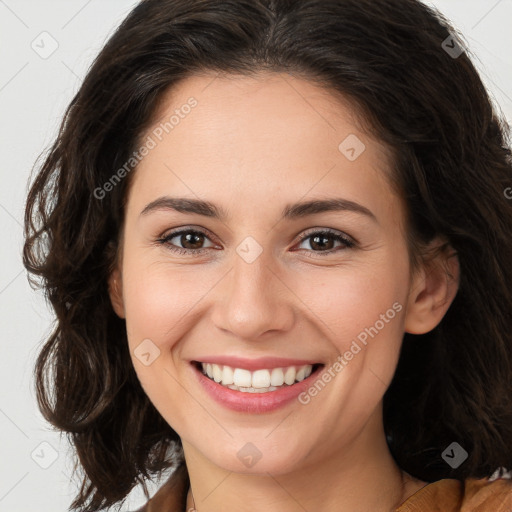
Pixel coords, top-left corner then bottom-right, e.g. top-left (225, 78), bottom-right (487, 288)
top-left (183, 409), bottom-right (425, 512)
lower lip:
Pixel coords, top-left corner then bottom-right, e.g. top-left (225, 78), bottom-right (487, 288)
top-left (192, 363), bottom-right (324, 413)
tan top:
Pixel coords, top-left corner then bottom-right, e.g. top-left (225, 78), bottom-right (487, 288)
top-left (396, 476), bottom-right (512, 511)
top-left (134, 464), bottom-right (512, 512)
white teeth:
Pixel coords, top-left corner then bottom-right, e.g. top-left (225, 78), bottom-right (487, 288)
top-left (252, 369), bottom-right (271, 389)
top-left (284, 366), bottom-right (296, 385)
top-left (221, 366), bottom-right (234, 385)
top-left (233, 368), bottom-right (252, 387)
top-left (200, 362), bottom-right (315, 392)
top-left (270, 368), bottom-right (284, 386)
top-left (212, 364), bottom-right (222, 383)
top-left (230, 385), bottom-right (278, 393)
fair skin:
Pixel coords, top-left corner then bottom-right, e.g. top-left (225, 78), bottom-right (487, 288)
top-left (109, 71), bottom-right (459, 511)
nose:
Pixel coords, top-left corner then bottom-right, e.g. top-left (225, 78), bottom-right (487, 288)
top-left (210, 249), bottom-right (295, 340)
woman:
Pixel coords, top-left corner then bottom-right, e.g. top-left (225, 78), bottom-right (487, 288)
top-left (23, 0), bottom-right (512, 511)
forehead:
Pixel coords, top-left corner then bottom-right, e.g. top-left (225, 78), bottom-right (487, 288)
top-left (127, 71), bottom-right (402, 227)
top-left (151, 70), bottom-right (369, 151)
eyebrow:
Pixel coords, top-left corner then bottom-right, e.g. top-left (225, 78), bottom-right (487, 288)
top-left (139, 196), bottom-right (378, 223)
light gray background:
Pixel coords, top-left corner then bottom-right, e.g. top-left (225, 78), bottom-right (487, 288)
top-left (1, 1), bottom-right (511, 510)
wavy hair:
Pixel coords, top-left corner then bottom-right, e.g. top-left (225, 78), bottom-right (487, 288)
top-left (23, 0), bottom-right (512, 510)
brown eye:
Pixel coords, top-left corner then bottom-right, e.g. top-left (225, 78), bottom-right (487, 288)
top-left (157, 228), bottom-right (216, 255)
top-left (296, 229), bottom-right (355, 254)
top-left (178, 231), bottom-right (206, 249)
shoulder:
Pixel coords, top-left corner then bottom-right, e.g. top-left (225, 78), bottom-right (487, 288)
top-left (460, 469), bottom-right (512, 512)
top-left (397, 468), bottom-right (512, 512)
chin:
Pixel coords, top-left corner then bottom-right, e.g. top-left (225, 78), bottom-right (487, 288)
top-left (197, 437), bottom-right (312, 475)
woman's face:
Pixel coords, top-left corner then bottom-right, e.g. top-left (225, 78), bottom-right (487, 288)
top-left (110, 71), bottom-right (447, 474)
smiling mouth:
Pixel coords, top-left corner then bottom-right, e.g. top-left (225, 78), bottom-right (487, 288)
top-left (193, 361), bottom-right (323, 393)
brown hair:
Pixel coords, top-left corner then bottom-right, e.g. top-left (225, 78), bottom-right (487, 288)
top-left (23, 0), bottom-right (512, 510)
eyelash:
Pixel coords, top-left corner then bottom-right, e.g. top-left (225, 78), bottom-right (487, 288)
top-left (156, 227), bottom-right (356, 257)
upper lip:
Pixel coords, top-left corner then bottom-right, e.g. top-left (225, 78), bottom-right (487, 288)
top-left (192, 356), bottom-right (322, 371)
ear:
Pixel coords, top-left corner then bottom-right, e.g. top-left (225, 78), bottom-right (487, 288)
top-left (404, 240), bottom-right (460, 334)
top-left (108, 267), bottom-right (125, 319)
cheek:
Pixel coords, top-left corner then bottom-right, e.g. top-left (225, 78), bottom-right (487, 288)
top-left (291, 259), bottom-right (408, 430)
top-left (120, 258), bottom-right (199, 426)
top-left (121, 257), bottom-right (206, 347)
top-left (292, 258), bottom-right (406, 351)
